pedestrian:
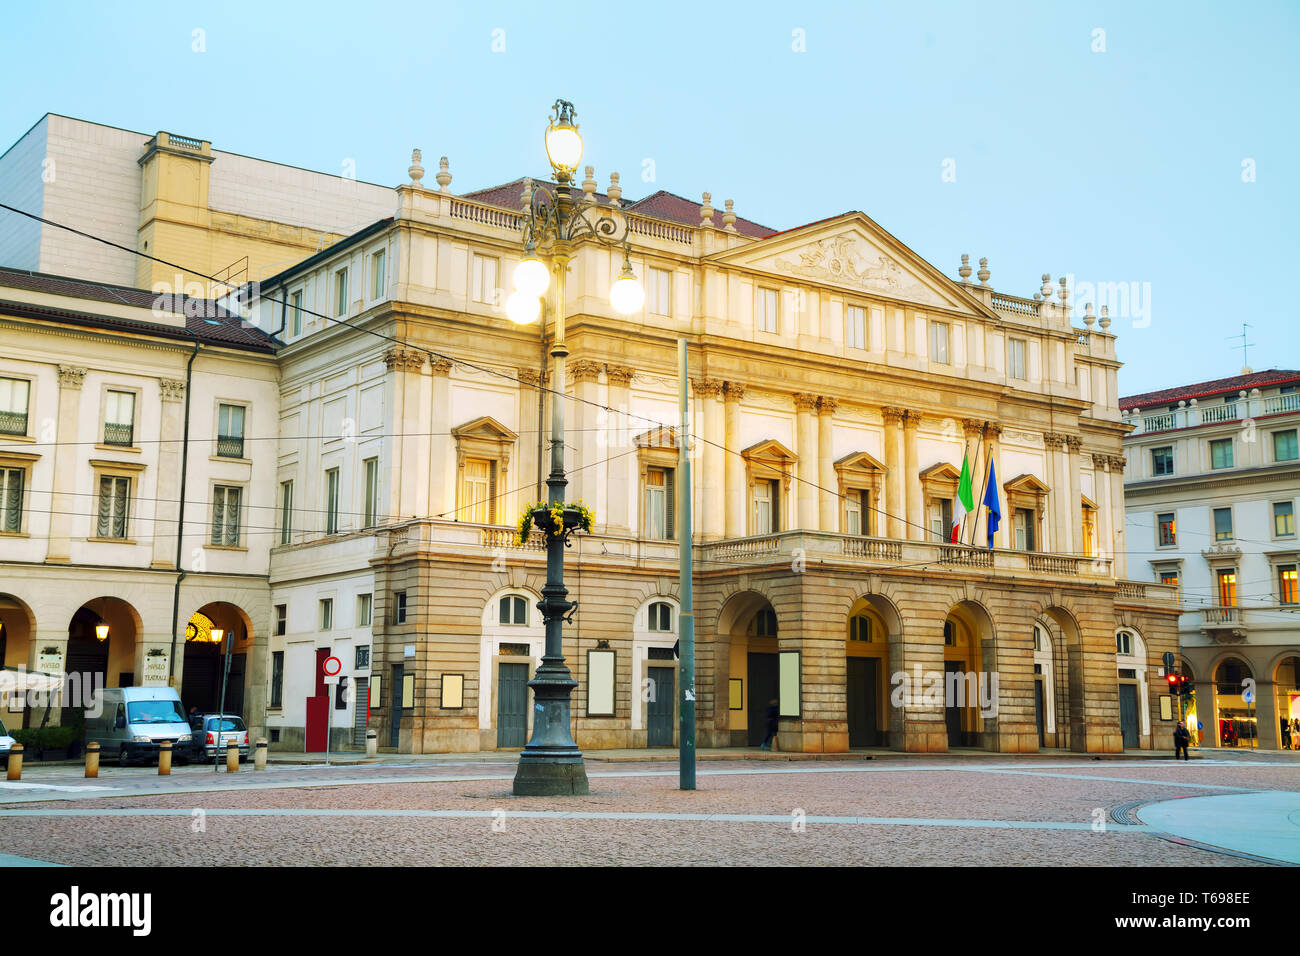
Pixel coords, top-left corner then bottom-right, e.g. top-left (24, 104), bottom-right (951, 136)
top-left (760, 699), bottom-right (779, 751)
top-left (1173, 720), bottom-right (1190, 761)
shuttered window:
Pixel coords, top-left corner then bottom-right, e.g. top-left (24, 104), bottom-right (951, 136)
top-left (325, 468), bottom-right (340, 534)
top-left (363, 457), bottom-right (379, 528)
top-left (752, 479), bottom-right (778, 535)
top-left (644, 467), bottom-right (675, 540)
top-left (0, 466), bottom-right (23, 532)
top-left (97, 475), bottom-right (130, 539)
top-left (460, 457), bottom-right (495, 524)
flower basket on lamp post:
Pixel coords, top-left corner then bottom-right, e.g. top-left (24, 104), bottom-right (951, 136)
top-left (515, 501), bottom-right (595, 546)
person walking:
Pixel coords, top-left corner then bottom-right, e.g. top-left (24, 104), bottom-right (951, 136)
top-left (760, 699), bottom-right (779, 751)
top-left (1173, 720), bottom-right (1190, 761)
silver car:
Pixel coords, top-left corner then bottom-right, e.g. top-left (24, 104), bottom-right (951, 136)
top-left (190, 714), bottom-right (250, 761)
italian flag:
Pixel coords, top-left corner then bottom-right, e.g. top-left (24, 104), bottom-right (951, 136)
top-left (952, 452), bottom-right (975, 543)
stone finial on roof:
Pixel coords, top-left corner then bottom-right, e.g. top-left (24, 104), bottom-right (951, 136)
top-left (582, 166), bottom-right (597, 201)
top-left (1058, 276), bottom-right (1069, 307)
top-left (958, 254), bottom-right (972, 282)
top-left (723, 199), bottom-right (737, 231)
top-left (1041, 274), bottom-right (1053, 299)
top-left (1083, 302), bottom-right (1096, 328)
top-left (1099, 304), bottom-right (1111, 330)
top-left (700, 192), bottom-right (714, 227)
top-left (436, 156), bottom-right (452, 193)
top-left (977, 257), bottom-right (990, 285)
top-left (607, 172), bottom-right (622, 205)
top-left (521, 177), bottom-right (534, 209)
top-left (408, 149), bottom-right (425, 186)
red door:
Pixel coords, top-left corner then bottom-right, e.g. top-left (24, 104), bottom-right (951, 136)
top-left (305, 648), bottom-right (331, 752)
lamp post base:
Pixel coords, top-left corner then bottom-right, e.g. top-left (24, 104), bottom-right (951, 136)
top-left (512, 751), bottom-right (590, 795)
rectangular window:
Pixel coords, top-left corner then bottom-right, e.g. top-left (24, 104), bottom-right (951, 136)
top-left (459, 457), bottom-right (494, 524)
top-left (320, 598), bottom-right (333, 631)
top-left (1159, 570), bottom-right (1180, 602)
top-left (756, 288), bottom-right (779, 334)
top-left (647, 267), bottom-right (671, 315)
top-left (270, 651), bottom-right (284, 708)
top-left (357, 593), bottom-right (373, 627)
top-left (1007, 338), bottom-right (1026, 380)
top-left (104, 390), bottom-right (135, 446)
top-left (356, 646), bottom-right (370, 669)
top-left (1213, 507), bottom-right (1233, 542)
top-left (929, 321), bottom-right (950, 364)
top-left (0, 377), bottom-right (30, 436)
top-left (96, 475), bottom-right (130, 539)
top-left (1081, 506), bottom-right (1096, 557)
top-left (1275, 429), bottom-right (1299, 462)
top-left (1210, 438), bottom-right (1234, 469)
top-left (393, 591), bottom-right (407, 625)
top-left (371, 249), bottom-right (386, 299)
top-left (363, 457), bottom-right (379, 528)
top-left (211, 485), bottom-right (241, 546)
top-left (472, 254), bottom-right (499, 305)
top-left (845, 305), bottom-right (866, 350)
top-left (1217, 569), bottom-right (1237, 608)
top-left (217, 403), bottom-right (245, 458)
top-left (290, 290), bottom-right (303, 337)
top-left (1157, 512), bottom-right (1176, 547)
top-left (930, 498), bottom-right (953, 542)
top-left (1280, 565), bottom-right (1298, 605)
top-left (1275, 501), bottom-right (1295, 537)
top-left (844, 489), bottom-right (870, 535)
top-left (280, 480), bottom-right (293, 545)
top-left (752, 478), bottom-right (778, 535)
top-left (0, 466), bottom-right (23, 532)
top-left (1014, 508), bottom-right (1036, 551)
top-left (644, 466), bottom-right (675, 540)
top-left (1151, 446), bottom-right (1174, 476)
top-left (335, 268), bottom-right (349, 316)
top-left (325, 468), bottom-right (340, 534)
top-left (274, 604), bottom-right (286, 637)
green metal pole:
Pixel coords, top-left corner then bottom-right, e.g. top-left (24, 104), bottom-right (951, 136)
top-left (678, 339), bottom-right (695, 790)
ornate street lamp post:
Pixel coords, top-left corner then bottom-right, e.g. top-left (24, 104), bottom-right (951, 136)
top-left (507, 100), bottom-right (643, 796)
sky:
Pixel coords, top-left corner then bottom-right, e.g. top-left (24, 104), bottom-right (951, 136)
top-left (1, 0), bottom-right (1296, 396)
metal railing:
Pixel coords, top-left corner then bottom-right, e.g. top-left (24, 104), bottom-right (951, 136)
top-left (103, 422), bottom-right (133, 446)
top-left (0, 410), bottom-right (27, 436)
top-left (216, 435), bottom-right (244, 458)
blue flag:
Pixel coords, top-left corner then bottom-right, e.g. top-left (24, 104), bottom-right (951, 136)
top-left (983, 458), bottom-right (1000, 549)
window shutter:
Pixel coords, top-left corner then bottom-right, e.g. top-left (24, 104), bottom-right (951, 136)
top-left (665, 468), bottom-right (675, 540)
top-left (771, 479), bottom-right (780, 532)
top-left (499, 597), bottom-right (509, 625)
top-left (489, 460), bottom-right (498, 524)
top-left (861, 490), bottom-right (871, 536)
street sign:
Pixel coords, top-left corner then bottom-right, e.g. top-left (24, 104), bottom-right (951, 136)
top-left (322, 656), bottom-right (342, 678)
top-left (1243, 685), bottom-right (1255, 705)
top-left (1162, 651), bottom-right (1175, 671)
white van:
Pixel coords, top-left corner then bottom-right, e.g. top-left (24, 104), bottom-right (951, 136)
top-left (85, 687), bottom-right (193, 766)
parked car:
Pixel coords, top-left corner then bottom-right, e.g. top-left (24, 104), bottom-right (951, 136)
top-left (190, 714), bottom-right (250, 761)
top-left (84, 687), bottom-right (193, 766)
top-left (0, 718), bottom-right (15, 758)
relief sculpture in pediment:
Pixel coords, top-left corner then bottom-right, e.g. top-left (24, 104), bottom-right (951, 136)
top-left (774, 236), bottom-right (921, 296)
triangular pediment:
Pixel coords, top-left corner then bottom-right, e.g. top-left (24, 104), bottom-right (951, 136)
top-left (634, 425), bottom-right (679, 449)
top-left (742, 438), bottom-right (797, 463)
top-left (835, 450), bottom-right (887, 473)
top-left (451, 416), bottom-right (517, 442)
top-left (920, 461), bottom-right (962, 482)
top-left (1081, 493), bottom-right (1098, 509)
top-left (707, 212), bottom-right (993, 318)
top-left (1004, 473), bottom-right (1050, 494)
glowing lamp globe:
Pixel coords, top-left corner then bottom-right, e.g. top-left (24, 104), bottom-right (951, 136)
top-left (545, 123), bottom-right (583, 175)
top-left (506, 291), bottom-right (541, 325)
top-left (610, 272), bottom-right (645, 315)
top-left (513, 256), bottom-right (550, 297)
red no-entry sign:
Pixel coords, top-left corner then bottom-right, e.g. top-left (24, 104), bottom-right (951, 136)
top-left (322, 656), bottom-right (342, 677)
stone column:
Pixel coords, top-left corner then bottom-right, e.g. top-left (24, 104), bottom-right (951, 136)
top-left (152, 379), bottom-right (187, 568)
top-left (988, 423), bottom-right (1007, 549)
top-left (568, 360), bottom-right (603, 512)
top-left (385, 347), bottom-right (426, 519)
top-left (817, 397), bottom-right (837, 531)
top-left (606, 365), bottom-right (636, 534)
top-left (517, 367), bottom-right (544, 504)
top-left (1043, 433), bottom-right (1067, 554)
top-left (1093, 454), bottom-right (1113, 566)
top-left (1108, 454), bottom-right (1127, 577)
top-left (428, 357), bottom-right (453, 517)
top-left (794, 393), bottom-right (819, 531)
top-left (690, 378), bottom-right (725, 540)
top-left (723, 383), bottom-right (746, 538)
top-left (1064, 436), bottom-right (1082, 559)
top-left (28, 636), bottom-right (68, 727)
top-left (46, 365), bottom-right (86, 563)
top-left (903, 410), bottom-right (923, 541)
top-left (882, 406), bottom-right (905, 539)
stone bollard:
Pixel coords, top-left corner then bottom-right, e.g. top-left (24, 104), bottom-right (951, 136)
top-left (158, 740), bottom-right (172, 775)
top-left (6, 743), bottom-right (22, 781)
top-left (225, 739), bottom-right (238, 773)
top-left (366, 728), bottom-right (377, 758)
top-left (254, 738), bottom-right (266, 771)
top-left (85, 741), bottom-right (100, 778)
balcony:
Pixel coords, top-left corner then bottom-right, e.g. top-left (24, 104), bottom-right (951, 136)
top-left (1264, 393), bottom-right (1300, 414)
top-left (216, 434), bottom-right (245, 458)
top-left (0, 410), bottom-right (27, 436)
top-left (102, 422), bottom-right (133, 446)
top-left (1199, 403), bottom-right (1241, 425)
top-left (1200, 606), bottom-right (1247, 642)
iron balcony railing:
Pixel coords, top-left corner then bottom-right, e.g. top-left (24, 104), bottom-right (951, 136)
top-left (103, 421), bottom-right (133, 446)
top-left (0, 410), bottom-right (27, 436)
top-left (216, 435), bottom-right (244, 458)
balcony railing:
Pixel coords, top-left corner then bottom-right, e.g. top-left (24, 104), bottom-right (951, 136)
top-left (216, 435), bottom-right (244, 458)
top-left (103, 422), bottom-right (133, 446)
top-left (1202, 606), bottom-right (1239, 625)
top-left (0, 410), bottom-right (27, 436)
top-left (1142, 412), bottom-right (1176, 433)
top-left (1264, 393), bottom-right (1300, 414)
top-left (1200, 403), bottom-right (1240, 425)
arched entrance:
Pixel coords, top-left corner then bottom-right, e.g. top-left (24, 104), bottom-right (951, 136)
top-left (942, 602), bottom-right (991, 749)
top-left (65, 597), bottom-right (140, 723)
top-left (1272, 656), bottom-right (1299, 750)
top-left (1213, 657), bottom-right (1255, 748)
top-left (718, 590), bottom-right (779, 747)
top-left (845, 595), bottom-right (897, 748)
top-left (1031, 622), bottom-right (1056, 747)
top-left (181, 603), bottom-right (253, 717)
top-left (0, 593), bottom-right (36, 727)
top-left (1038, 606), bottom-right (1083, 751)
top-left (1115, 627), bottom-right (1149, 750)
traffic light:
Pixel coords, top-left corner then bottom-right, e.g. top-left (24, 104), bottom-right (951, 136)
top-left (1167, 671), bottom-right (1179, 691)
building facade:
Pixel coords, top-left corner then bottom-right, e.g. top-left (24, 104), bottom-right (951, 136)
top-left (1121, 370), bottom-right (1300, 750)
top-left (254, 156), bottom-right (1179, 755)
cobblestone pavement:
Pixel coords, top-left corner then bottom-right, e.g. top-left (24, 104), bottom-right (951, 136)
top-left (1, 755), bottom-right (1296, 866)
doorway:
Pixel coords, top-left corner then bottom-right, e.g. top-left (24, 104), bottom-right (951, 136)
top-left (497, 661), bottom-right (529, 748)
top-left (1119, 682), bottom-right (1140, 749)
top-left (647, 666), bottom-right (674, 746)
top-left (944, 660), bottom-right (965, 747)
top-left (1034, 677), bottom-right (1046, 747)
top-left (747, 653), bottom-right (778, 747)
top-left (847, 657), bottom-right (880, 747)
top-left (390, 663), bottom-right (403, 748)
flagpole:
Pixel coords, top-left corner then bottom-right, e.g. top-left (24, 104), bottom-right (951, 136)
top-left (961, 432), bottom-right (984, 545)
top-left (969, 426), bottom-right (991, 547)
